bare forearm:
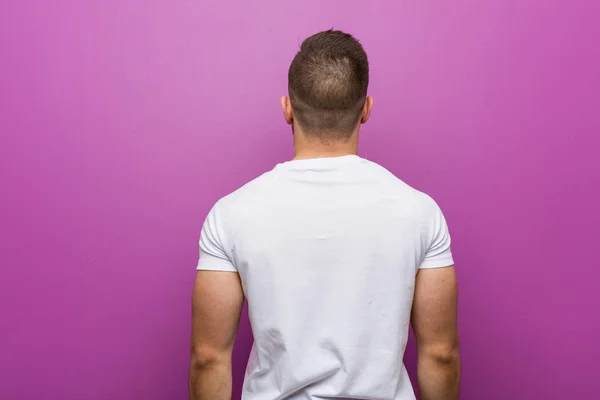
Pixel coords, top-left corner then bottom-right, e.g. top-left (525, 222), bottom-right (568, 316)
top-left (417, 352), bottom-right (460, 400)
top-left (189, 360), bottom-right (232, 400)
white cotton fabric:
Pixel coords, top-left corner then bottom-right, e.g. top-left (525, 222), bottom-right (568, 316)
top-left (197, 155), bottom-right (454, 400)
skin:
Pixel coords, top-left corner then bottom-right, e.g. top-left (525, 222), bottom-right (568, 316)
top-left (189, 271), bottom-right (244, 400)
top-left (279, 95), bottom-right (373, 159)
top-left (412, 266), bottom-right (460, 400)
top-left (189, 95), bottom-right (460, 400)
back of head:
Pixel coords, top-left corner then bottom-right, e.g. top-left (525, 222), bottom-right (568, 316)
top-left (288, 30), bottom-right (369, 141)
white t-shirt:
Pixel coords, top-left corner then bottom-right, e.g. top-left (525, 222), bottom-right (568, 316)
top-left (197, 155), bottom-right (454, 400)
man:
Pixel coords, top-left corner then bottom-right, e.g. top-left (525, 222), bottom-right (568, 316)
top-left (190, 30), bottom-right (460, 400)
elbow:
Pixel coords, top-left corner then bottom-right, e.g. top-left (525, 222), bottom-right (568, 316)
top-left (190, 345), bottom-right (228, 370)
top-left (433, 347), bottom-right (460, 366)
top-left (420, 341), bottom-right (460, 365)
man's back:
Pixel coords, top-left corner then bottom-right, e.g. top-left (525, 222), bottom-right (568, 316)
top-left (197, 155), bottom-right (453, 399)
top-left (190, 30), bottom-right (459, 400)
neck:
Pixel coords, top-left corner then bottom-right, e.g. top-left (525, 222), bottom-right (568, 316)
top-left (293, 130), bottom-right (359, 160)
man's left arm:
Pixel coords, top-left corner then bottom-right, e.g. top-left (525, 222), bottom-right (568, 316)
top-left (189, 270), bottom-right (244, 400)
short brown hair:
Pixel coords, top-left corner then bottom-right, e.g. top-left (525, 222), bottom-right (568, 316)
top-left (288, 30), bottom-right (369, 140)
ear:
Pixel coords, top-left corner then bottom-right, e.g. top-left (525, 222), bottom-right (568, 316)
top-left (281, 96), bottom-right (294, 125)
top-left (360, 96), bottom-right (374, 124)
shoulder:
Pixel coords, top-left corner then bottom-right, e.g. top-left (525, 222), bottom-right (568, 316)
top-left (361, 158), bottom-right (439, 212)
top-left (209, 169), bottom-right (277, 227)
top-left (199, 170), bottom-right (277, 261)
top-left (216, 170), bottom-right (276, 208)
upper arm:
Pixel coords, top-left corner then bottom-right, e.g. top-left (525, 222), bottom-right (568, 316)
top-left (413, 195), bottom-right (457, 353)
top-left (191, 270), bottom-right (244, 361)
top-left (411, 266), bottom-right (459, 355)
top-left (192, 200), bottom-right (244, 361)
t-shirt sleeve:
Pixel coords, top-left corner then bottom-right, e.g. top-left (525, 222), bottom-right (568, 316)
top-left (197, 201), bottom-right (237, 272)
top-left (420, 197), bottom-right (454, 269)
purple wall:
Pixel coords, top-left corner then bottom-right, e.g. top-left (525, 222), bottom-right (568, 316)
top-left (1, 1), bottom-right (599, 399)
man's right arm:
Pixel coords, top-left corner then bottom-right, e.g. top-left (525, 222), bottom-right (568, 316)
top-left (411, 266), bottom-right (460, 400)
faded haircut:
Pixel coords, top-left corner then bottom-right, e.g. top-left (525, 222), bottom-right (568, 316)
top-left (288, 30), bottom-right (369, 140)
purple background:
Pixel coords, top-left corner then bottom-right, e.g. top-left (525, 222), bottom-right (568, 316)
top-left (1, 1), bottom-right (599, 399)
